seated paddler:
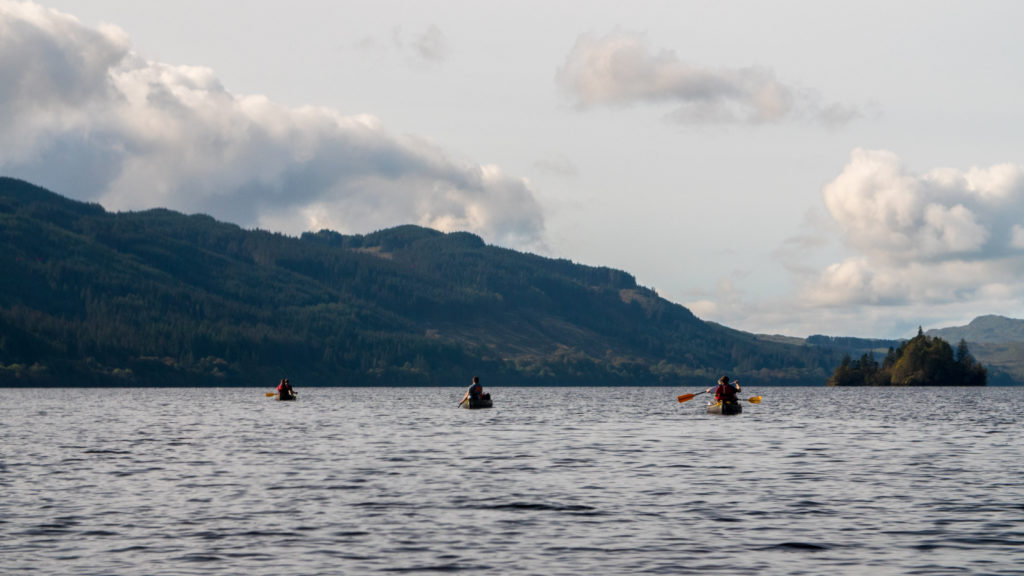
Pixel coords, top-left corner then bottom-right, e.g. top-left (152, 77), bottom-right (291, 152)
top-left (707, 375), bottom-right (739, 404)
top-left (463, 376), bottom-right (484, 405)
top-left (277, 378), bottom-right (295, 399)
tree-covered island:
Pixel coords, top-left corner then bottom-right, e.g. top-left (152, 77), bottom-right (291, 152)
top-left (827, 328), bottom-right (987, 386)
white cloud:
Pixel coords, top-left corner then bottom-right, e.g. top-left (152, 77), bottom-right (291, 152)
top-left (799, 150), bottom-right (1024, 330)
top-left (353, 24), bottom-right (450, 66)
top-left (821, 149), bottom-right (1024, 265)
top-left (413, 24), bottom-right (449, 63)
top-left (556, 30), bottom-right (858, 126)
top-left (694, 150), bottom-right (1024, 337)
top-left (0, 3), bottom-right (539, 249)
top-left (919, 203), bottom-right (987, 255)
top-left (820, 149), bottom-right (920, 258)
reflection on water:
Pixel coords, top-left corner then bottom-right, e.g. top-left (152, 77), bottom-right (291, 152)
top-left (2, 387), bottom-right (1022, 575)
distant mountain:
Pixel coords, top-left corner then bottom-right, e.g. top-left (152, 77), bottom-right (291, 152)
top-left (0, 177), bottom-right (844, 387)
top-left (926, 316), bottom-right (1024, 385)
top-left (926, 315), bottom-right (1024, 343)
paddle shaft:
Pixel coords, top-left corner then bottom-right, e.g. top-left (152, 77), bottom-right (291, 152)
top-left (679, 391), bottom-right (761, 404)
top-left (677, 390), bottom-right (707, 403)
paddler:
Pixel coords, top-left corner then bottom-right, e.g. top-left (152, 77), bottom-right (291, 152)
top-left (706, 375), bottom-right (739, 404)
top-left (461, 376), bottom-right (484, 406)
top-left (277, 378), bottom-right (295, 400)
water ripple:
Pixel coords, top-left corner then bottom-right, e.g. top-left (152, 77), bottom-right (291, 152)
top-left (2, 386), bottom-right (1022, 575)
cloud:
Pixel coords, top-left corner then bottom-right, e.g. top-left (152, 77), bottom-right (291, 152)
top-left (556, 30), bottom-right (860, 126)
top-left (412, 24), bottom-right (449, 63)
top-left (353, 24), bottom-right (450, 66)
top-left (691, 149), bottom-right (1024, 337)
top-left (821, 149), bottom-right (1024, 264)
top-left (798, 149), bottom-right (1024, 329)
top-left (0, 3), bottom-right (539, 248)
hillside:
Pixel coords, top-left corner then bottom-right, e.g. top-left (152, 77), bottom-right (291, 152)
top-left (926, 316), bottom-right (1024, 385)
top-left (0, 177), bottom-right (842, 387)
top-left (926, 315), bottom-right (1024, 343)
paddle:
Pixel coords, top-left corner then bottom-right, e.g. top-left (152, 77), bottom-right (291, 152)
top-left (677, 391), bottom-right (707, 403)
top-left (458, 394), bottom-right (468, 407)
top-left (266, 392), bottom-right (275, 397)
top-left (678, 392), bottom-right (761, 404)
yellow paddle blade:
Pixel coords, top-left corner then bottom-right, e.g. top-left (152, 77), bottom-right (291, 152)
top-left (266, 392), bottom-right (275, 397)
top-left (677, 393), bottom-right (696, 403)
top-left (747, 396), bottom-right (762, 404)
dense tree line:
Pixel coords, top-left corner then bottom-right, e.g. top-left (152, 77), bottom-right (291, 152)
top-left (827, 328), bottom-right (986, 386)
top-left (0, 177), bottom-right (847, 387)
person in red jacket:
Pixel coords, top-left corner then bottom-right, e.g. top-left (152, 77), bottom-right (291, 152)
top-left (707, 375), bottom-right (739, 403)
top-left (277, 378), bottom-right (295, 400)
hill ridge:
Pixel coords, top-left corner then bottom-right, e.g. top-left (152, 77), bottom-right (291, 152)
top-left (926, 315), bottom-right (1024, 344)
top-left (0, 176), bottom-right (991, 386)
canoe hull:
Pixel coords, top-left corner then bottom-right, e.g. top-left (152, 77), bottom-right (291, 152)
top-left (462, 395), bottom-right (493, 409)
top-left (706, 401), bottom-right (741, 415)
top-left (275, 394), bottom-right (297, 401)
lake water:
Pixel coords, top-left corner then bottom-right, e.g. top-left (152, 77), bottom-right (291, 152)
top-left (2, 387), bottom-right (1022, 575)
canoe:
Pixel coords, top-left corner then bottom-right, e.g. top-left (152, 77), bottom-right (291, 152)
top-left (706, 401), bottom-right (741, 415)
top-left (461, 395), bottom-right (493, 409)
top-left (275, 393), bottom-right (297, 401)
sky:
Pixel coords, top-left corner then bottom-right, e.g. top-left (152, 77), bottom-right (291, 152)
top-left (3, 0), bottom-right (1024, 339)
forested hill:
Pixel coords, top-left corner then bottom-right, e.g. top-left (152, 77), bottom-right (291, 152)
top-left (0, 177), bottom-right (841, 387)
top-left (926, 315), bottom-right (1024, 344)
top-left (925, 316), bottom-right (1024, 385)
